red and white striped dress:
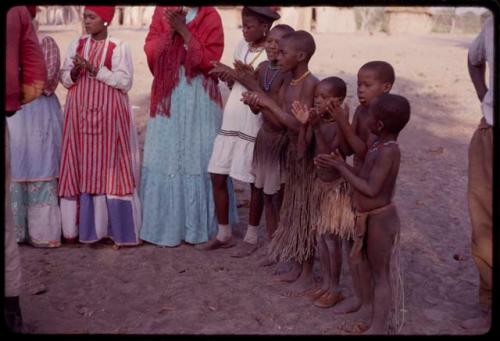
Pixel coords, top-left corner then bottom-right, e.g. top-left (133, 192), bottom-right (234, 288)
top-left (59, 36), bottom-right (134, 197)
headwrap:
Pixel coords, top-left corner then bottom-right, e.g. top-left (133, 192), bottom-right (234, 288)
top-left (26, 6), bottom-right (37, 18)
top-left (84, 6), bottom-right (115, 24)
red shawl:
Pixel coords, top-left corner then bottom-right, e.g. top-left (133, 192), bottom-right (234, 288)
top-left (145, 6), bottom-right (224, 117)
top-left (5, 6), bottom-right (47, 112)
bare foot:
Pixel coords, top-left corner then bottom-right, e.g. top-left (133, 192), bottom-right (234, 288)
top-left (195, 237), bottom-right (236, 251)
top-left (272, 265), bottom-right (301, 283)
top-left (461, 313), bottom-right (491, 330)
top-left (281, 273), bottom-right (316, 297)
top-left (350, 321), bottom-right (370, 334)
top-left (258, 256), bottom-right (276, 267)
top-left (350, 303), bottom-right (371, 322)
top-left (313, 290), bottom-right (345, 308)
top-left (230, 241), bottom-right (259, 258)
top-left (306, 287), bottom-right (327, 301)
top-left (332, 296), bottom-right (362, 315)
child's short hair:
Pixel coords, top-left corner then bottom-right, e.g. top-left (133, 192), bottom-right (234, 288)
top-left (370, 94), bottom-right (410, 134)
top-left (242, 7), bottom-right (275, 26)
top-left (321, 76), bottom-right (347, 100)
top-left (360, 61), bottom-right (395, 85)
top-left (271, 24), bottom-right (294, 35)
top-left (282, 30), bottom-right (316, 62)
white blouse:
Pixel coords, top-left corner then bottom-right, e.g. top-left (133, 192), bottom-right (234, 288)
top-left (60, 35), bottom-right (134, 93)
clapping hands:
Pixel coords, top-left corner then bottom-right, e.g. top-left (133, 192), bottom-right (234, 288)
top-left (326, 99), bottom-right (349, 123)
top-left (164, 7), bottom-right (187, 33)
top-left (209, 61), bottom-right (236, 84)
top-left (71, 54), bottom-right (97, 80)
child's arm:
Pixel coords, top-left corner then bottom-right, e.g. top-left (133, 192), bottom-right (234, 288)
top-left (242, 91), bottom-right (302, 132)
top-left (209, 61), bottom-right (237, 86)
top-left (315, 152), bottom-right (357, 174)
top-left (328, 102), bottom-right (367, 159)
top-left (233, 60), bottom-right (261, 92)
top-left (316, 149), bottom-right (396, 198)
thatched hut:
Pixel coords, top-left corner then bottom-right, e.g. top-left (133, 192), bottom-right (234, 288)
top-left (385, 7), bottom-right (433, 35)
top-left (314, 7), bottom-right (356, 33)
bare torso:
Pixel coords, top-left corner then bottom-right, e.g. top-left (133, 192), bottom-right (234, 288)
top-left (353, 142), bottom-right (400, 212)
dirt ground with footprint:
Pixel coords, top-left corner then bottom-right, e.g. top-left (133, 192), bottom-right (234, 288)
top-left (17, 25), bottom-right (488, 335)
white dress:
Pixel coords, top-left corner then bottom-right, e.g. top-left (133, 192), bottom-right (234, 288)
top-left (207, 38), bottom-right (268, 183)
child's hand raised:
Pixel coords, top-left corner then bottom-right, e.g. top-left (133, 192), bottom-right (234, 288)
top-left (291, 101), bottom-right (310, 125)
top-left (327, 99), bottom-right (349, 123)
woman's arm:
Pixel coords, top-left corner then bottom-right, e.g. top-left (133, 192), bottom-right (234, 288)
top-left (60, 37), bottom-right (81, 89)
top-left (41, 36), bottom-right (61, 96)
top-left (95, 40), bottom-right (133, 92)
top-left (183, 8), bottom-right (224, 75)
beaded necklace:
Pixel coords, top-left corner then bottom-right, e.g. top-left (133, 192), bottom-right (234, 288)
top-left (263, 63), bottom-right (281, 92)
top-left (368, 139), bottom-right (398, 153)
top-left (290, 70), bottom-right (310, 86)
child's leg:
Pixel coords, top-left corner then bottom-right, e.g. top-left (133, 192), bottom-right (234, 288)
top-left (325, 233), bottom-right (342, 291)
top-left (363, 209), bottom-right (399, 334)
top-left (306, 235), bottom-right (329, 299)
top-left (196, 173), bottom-right (235, 250)
top-left (332, 239), bottom-right (367, 314)
top-left (248, 183), bottom-right (264, 227)
top-left (210, 173), bottom-right (229, 225)
top-left (264, 193), bottom-right (278, 240)
top-left (282, 255), bottom-right (316, 297)
top-left (231, 184), bottom-right (264, 257)
top-left (256, 190), bottom-right (282, 266)
top-left (275, 184), bottom-right (285, 212)
top-left (313, 234), bottom-right (345, 307)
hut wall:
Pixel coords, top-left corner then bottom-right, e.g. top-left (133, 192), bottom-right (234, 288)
top-left (315, 7), bottom-right (356, 33)
top-left (387, 13), bottom-right (433, 34)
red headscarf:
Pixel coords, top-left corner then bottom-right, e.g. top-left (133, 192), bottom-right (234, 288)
top-left (84, 6), bottom-right (115, 24)
top-left (26, 6), bottom-right (37, 18)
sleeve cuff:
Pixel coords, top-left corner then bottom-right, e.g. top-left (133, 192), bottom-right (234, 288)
top-left (96, 66), bottom-right (113, 82)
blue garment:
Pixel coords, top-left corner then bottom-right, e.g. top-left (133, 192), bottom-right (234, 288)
top-left (140, 69), bottom-right (238, 246)
top-left (7, 94), bottom-right (63, 181)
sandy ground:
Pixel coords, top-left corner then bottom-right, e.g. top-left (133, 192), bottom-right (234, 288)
top-left (16, 25), bottom-right (488, 335)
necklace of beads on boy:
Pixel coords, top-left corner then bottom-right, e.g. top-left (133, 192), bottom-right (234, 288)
top-left (368, 140), bottom-right (398, 153)
top-left (290, 70), bottom-right (311, 86)
top-left (263, 64), bottom-right (281, 92)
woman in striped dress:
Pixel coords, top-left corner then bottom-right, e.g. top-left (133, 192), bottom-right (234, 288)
top-left (58, 6), bottom-right (141, 248)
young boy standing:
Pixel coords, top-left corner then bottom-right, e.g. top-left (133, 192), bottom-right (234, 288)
top-left (292, 77), bottom-right (356, 307)
top-left (242, 30), bottom-right (319, 295)
top-left (324, 61), bottom-right (396, 319)
top-left (315, 93), bottom-right (411, 334)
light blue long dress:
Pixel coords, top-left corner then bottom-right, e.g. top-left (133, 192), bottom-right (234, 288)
top-left (140, 8), bottom-right (237, 247)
